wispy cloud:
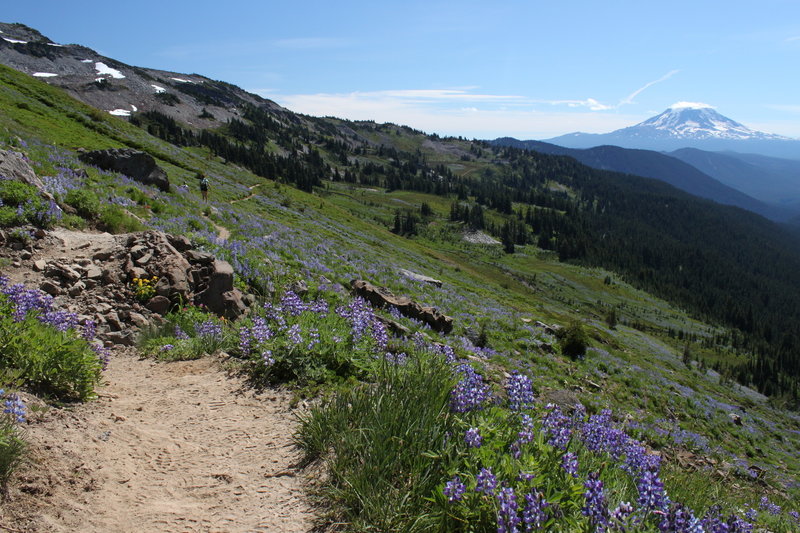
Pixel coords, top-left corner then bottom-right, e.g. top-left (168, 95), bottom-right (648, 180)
top-left (785, 36), bottom-right (800, 42)
top-left (618, 69), bottom-right (680, 107)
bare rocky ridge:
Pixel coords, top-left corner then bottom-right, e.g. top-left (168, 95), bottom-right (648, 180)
top-left (0, 230), bottom-right (314, 532)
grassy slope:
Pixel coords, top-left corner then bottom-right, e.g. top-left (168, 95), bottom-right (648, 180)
top-left (1, 64), bottom-right (798, 517)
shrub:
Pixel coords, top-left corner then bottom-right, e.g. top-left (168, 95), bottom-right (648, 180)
top-left (0, 279), bottom-right (104, 401)
top-left (557, 320), bottom-right (589, 359)
top-left (64, 188), bottom-right (100, 219)
top-left (0, 180), bottom-right (38, 206)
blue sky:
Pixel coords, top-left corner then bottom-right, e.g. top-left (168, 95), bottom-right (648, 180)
top-left (5, 1), bottom-right (800, 139)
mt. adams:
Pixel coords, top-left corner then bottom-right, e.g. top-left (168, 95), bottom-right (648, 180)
top-left (546, 103), bottom-right (800, 159)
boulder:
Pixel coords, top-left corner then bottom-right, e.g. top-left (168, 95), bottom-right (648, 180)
top-left (350, 279), bottom-right (453, 334)
top-left (78, 148), bottom-right (170, 192)
top-left (0, 149), bottom-right (48, 194)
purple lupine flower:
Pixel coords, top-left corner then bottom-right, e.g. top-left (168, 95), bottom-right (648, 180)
top-left (385, 351), bottom-right (408, 365)
top-left (306, 328), bottom-right (320, 350)
top-left (309, 298), bottom-right (329, 316)
top-left (40, 309), bottom-right (79, 331)
top-left (3, 393), bottom-right (26, 423)
top-left (161, 344), bottom-right (175, 352)
top-left (251, 317), bottom-right (272, 344)
top-left (280, 291), bottom-right (307, 316)
top-left (371, 319), bottom-right (389, 351)
top-left (505, 371), bottom-right (535, 411)
top-left (475, 467), bottom-right (497, 495)
top-left (789, 510), bottom-right (799, 524)
top-left (610, 502), bottom-right (635, 532)
top-left (582, 472), bottom-right (609, 531)
top-left (744, 508), bottom-right (757, 522)
top-left (701, 506), bottom-right (752, 533)
top-left (759, 496), bottom-right (781, 515)
top-left (464, 427), bottom-right (482, 448)
top-left (443, 475), bottom-right (466, 502)
top-left (286, 324), bottom-right (303, 347)
top-left (637, 469), bottom-right (668, 512)
top-left (239, 326), bottom-right (252, 356)
top-left (262, 350), bottom-right (275, 366)
top-left (175, 325), bottom-right (190, 340)
top-left (450, 364), bottom-right (491, 413)
top-left (497, 486), bottom-right (521, 533)
top-left (92, 342), bottom-right (111, 370)
top-left (82, 319), bottom-right (97, 341)
top-left (542, 403), bottom-right (572, 450)
top-left (522, 490), bottom-right (548, 530)
top-left (336, 297), bottom-right (374, 342)
top-left (195, 320), bottom-right (222, 339)
top-left (561, 452), bottom-right (579, 478)
top-left (658, 502), bottom-right (701, 532)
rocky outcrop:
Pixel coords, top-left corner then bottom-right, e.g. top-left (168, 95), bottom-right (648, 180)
top-left (78, 148), bottom-right (170, 192)
top-left (350, 279), bottom-right (453, 334)
top-left (2, 229), bottom-right (251, 346)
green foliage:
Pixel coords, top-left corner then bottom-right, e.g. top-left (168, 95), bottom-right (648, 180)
top-left (0, 179), bottom-right (37, 206)
top-left (297, 353), bottom-right (458, 531)
top-left (139, 305), bottom-right (235, 361)
top-left (64, 188), bottom-right (100, 219)
top-left (99, 204), bottom-right (145, 233)
top-left (0, 304), bottom-right (103, 402)
top-left (0, 414), bottom-right (25, 493)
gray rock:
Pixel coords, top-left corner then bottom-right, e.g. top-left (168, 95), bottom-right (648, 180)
top-left (399, 268), bottom-right (443, 287)
top-left (166, 234), bottom-right (192, 252)
top-left (78, 148), bottom-right (170, 192)
top-left (85, 266), bottom-right (103, 279)
top-left (146, 295), bottom-right (171, 315)
top-left (350, 279), bottom-right (453, 334)
top-left (40, 280), bottom-right (62, 296)
top-left (68, 281), bottom-right (86, 297)
top-left (0, 150), bottom-right (48, 194)
top-left (185, 250), bottom-right (214, 265)
top-left (129, 312), bottom-right (149, 328)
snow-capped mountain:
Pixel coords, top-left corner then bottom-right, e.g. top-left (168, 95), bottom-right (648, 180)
top-left (545, 103), bottom-right (800, 159)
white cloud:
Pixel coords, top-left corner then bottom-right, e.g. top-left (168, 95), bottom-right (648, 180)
top-left (254, 88), bottom-right (641, 139)
top-left (786, 36), bottom-right (800, 42)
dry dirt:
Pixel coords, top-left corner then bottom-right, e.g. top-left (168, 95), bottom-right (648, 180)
top-left (0, 230), bottom-right (316, 532)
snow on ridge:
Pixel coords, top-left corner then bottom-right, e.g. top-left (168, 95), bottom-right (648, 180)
top-left (80, 59), bottom-right (93, 63)
top-left (131, 104), bottom-right (138, 112)
top-left (108, 109), bottom-right (131, 117)
top-left (46, 43), bottom-right (64, 47)
top-left (668, 101), bottom-right (714, 110)
top-left (2, 37), bottom-right (27, 44)
top-left (33, 72), bottom-right (58, 78)
top-left (151, 84), bottom-right (166, 93)
top-left (95, 62), bottom-right (125, 79)
top-left (170, 77), bottom-right (193, 83)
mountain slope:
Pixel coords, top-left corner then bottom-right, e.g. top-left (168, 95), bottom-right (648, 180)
top-left (671, 148), bottom-right (800, 209)
top-left (2, 28), bottom-right (800, 529)
top-left (490, 138), bottom-right (793, 221)
top-left (545, 103), bottom-right (800, 159)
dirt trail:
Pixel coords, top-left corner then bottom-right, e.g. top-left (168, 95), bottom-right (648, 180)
top-left (8, 352), bottom-right (314, 532)
top-left (0, 230), bottom-right (315, 532)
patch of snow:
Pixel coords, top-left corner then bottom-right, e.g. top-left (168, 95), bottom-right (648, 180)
top-left (131, 104), bottom-right (138, 112)
top-left (95, 78), bottom-right (105, 83)
top-left (46, 43), bottom-right (64, 47)
top-left (669, 101), bottom-right (714, 110)
top-left (170, 77), bottom-right (193, 83)
top-left (151, 84), bottom-right (166, 93)
top-left (95, 62), bottom-right (125, 79)
top-left (2, 37), bottom-right (27, 44)
top-left (33, 72), bottom-right (58, 78)
top-left (80, 59), bottom-right (93, 63)
top-left (108, 109), bottom-right (131, 117)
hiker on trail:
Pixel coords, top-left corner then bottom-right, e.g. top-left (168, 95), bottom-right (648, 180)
top-left (198, 172), bottom-right (210, 202)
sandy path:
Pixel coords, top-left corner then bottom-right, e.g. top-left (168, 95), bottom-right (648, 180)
top-left (6, 352), bottom-right (314, 532)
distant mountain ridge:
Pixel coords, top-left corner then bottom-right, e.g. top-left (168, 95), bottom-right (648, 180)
top-left (0, 22), bottom-right (290, 130)
top-left (490, 138), bottom-right (795, 221)
top-left (545, 103), bottom-right (800, 159)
